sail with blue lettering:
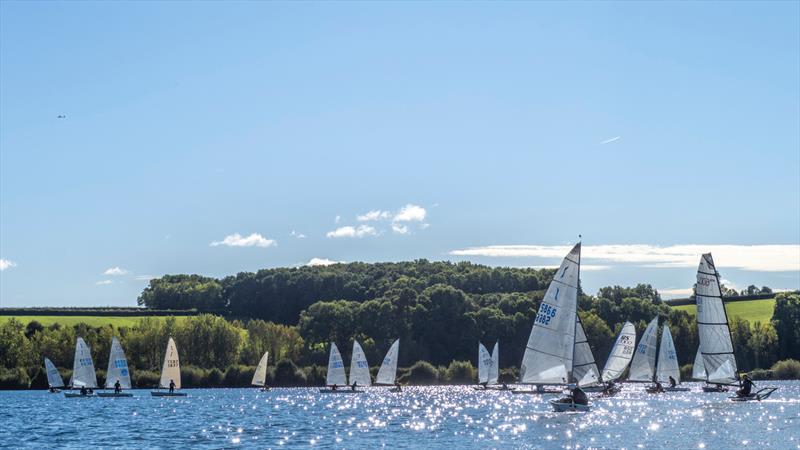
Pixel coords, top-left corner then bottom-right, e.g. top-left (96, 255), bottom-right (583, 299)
top-left (348, 341), bottom-right (371, 386)
top-left (601, 321), bottom-right (637, 382)
top-left (478, 343), bottom-right (493, 384)
top-left (489, 342), bottom-right (499, 385)
top-left (70, 337), bottom-right (98, 388)
top-left (656, 325), bottom-right (680, 384)
top-left (629, 317), bottom-right (658, 382)
top-left (104, 337), bottom-right (132, 389)
top-left (325, 343), bottom-right (347, 386)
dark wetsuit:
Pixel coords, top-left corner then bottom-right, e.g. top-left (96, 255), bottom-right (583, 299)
top-left (395, 382), bottom-right (402, 392)
top-left (668, 376), bottom-right (676, 388)
top-left (351, 382), bottom-right (358, 391)
top-left (169, 380), bottom-right (175, 394)
top-left (738, 378), bottom-right (754, 397)
top-left (114, 380), bottom-right (122, 394)
top-left (571, 387), bottom-right (588, 405)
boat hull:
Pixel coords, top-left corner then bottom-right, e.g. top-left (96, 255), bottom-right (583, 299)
top-left (511, 389), bottom-right (560, 395)
top-left (702, 385), bottom-right (729, 393)
top-left (64, 393), bottom-right (95, 398)
top-left (151, 391), bottom-right (187, 397)
top-left (319, 389), bottom-right (363, 394)
top-left (581, 385), bottom-right (605, 393)
top-left (549, 400), bottom-right (590, 412)
top-left (98, 393), bottom-right (134, 397)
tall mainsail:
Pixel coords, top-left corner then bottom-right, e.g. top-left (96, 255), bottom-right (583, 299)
top-left (104, 337), bottom-right (132, 389)
top-left (696, 253), bottom-right (738, 384)
top-left (489, 342), bottom-right (499, 385)
top-left (692, 347), bottom-right (707, 380)
top-left (655, 326), bottom-right (680, 384)
top-left (601, 321), bottom-right (637, 382)
top-left (71, 337), bottom-right (98, 388)
top-left (478, 343), bottom-right (493, 384)
top-left (629, 317), bottom-right (659, 382)
top-left (520, 243), bottom-right (581, 385)
top-left (572, 315), bottom-right (601, 386)
top-left (251, 351), bottom-right (269, 386)
top-left (349, 341), bottom-right (371, 386)
top-left (159, 337), bottom-right (182, 389)
top-left (44, 357), bottom-right (64, 388)
top-left (325, 343), bottom-right (347, 386)
top-left (375, 339), bottom-right (399, 385)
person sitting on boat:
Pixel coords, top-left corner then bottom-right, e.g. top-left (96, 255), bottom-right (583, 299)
top-left (570, 386), bottom-right (589, 406)
top-left (114, 379), bottom-right (122, 394)
top-left (49, 387), bottom-right (57, 393)
top-left (351, 381), bottom-right (358, 391)
top-left (737, 375), bottom-right (754, 398)
top-left (394, 382), bottom-right (402, 392)
top-left (80, 386), bottom-right (88, 396)
top-left (668, 376), bottom-right (677, 388)
top-left (168, 379), bottom-right (176, 394)
top-left (88, 388), bottom-right (94, 394)
top-left (331, 384), bottom-right (338, 391)
top-left (602, 380), bottom-right (617, 395)
top-left (501, 383), bottom-right (508, 390)
top-left (653, 381), bottom-right (664, 393)
top-left (480, 381), bottom-right (488, 390)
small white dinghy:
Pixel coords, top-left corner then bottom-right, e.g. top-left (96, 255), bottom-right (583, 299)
top-left (44, 357), bottom-right (64, 393)
top-left (99, 337), bottom-right (133, 397)
top-left (64, 337), bottom-right (98, 398)
top-left (252, 351), bottom-right (270, 391)
top-left (474, 342), bottom-right (495, 390)
top-left (646, 325), bottom-right (689, 393)
top-left (319, 342), bottom-right (361, 393)
top-left (151, 337), bottom-right (187, 397)
top-left (375, 339), bottom-right (402, 392)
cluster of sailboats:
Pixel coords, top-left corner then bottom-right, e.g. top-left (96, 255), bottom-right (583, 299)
top-left (320, 340), bottom-right (401, 393)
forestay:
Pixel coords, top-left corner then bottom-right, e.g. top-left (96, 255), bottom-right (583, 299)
top-left (696, 253), bottom-right (738, 384)
top-left (159, 337), bottom-right (182, 389)
top-left (251, 351), bottom-right (269, 386)
top-left (692, 347), bottom-right (707, 380)
top-left (520, 243), bottom-right (581, 385)
top-left (375, 339), bottom-right (399, 385)
top-left (629, 317), bottom-right (658, 382)
top-left (656, 326), bottom-right (680, 384)
top-left (71, 337), bottom-right (98, 388)
top-left (325, 343), bottom-right (347, 386)
top-left (44, 357), bottom-right (64, 388)
top-left (572, 316), bottom-right (601, 386)
top-left (105, 337), bottom-right (132, 389)
top-left (489, 342), bottom-right (499, 385)
top-left (478, 343), bottom-right (493, 384)
top-left (601, 321), bottom-right (637, 382)
top-left (349, 341), bottom-right (371, 386)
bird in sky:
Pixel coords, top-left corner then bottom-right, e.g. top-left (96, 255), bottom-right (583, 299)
top-left (57, 115), bottom-right (66, 119)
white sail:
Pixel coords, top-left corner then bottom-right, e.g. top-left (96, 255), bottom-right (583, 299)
top-left (349, 341), bottom-right (371, 386)
top-left (520, 243), bottom-right (581, 385)
top-left (104, 337), bottom-right (132, 389)
top-left (251, 351), bottom-right (269, 386)
top-left (158, 337), bottom-right (181, 390)
top-left (477, 343), bottom-right (493, 384)
top-left (375, 339), bottom-right (399, 385)
top-left (325, 343), bottom-right (347, 386)
top-left (696, 253), bottom-right (738, 384)
top-left (692, 347), bottom-right (707, 380)
top-left (489, 341), bottom-right (499, 385)
top-left (628, 317), bottom-right (658, 382)
top-left (71, 337), bottom-right (98, 388)
top-left (601, 321), bottom-right (637, 382)
top-left (573, 315), bottom-right (601, 387)
top-left (44, 357), bottom-right (64, 388)
top-left (656, 326), bottom-right (681, 384)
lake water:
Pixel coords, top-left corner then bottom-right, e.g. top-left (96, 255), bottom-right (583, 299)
top-left (1, 381), bottom-right (798, 449)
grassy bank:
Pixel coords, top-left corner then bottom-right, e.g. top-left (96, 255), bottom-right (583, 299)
top-left (0, 315), bottom-right (191, 328)
top-left (671, 298), bottom-right (776, 325)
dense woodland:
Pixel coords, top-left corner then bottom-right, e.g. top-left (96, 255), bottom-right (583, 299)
top-left (2, 261), bottom-right (799, 388)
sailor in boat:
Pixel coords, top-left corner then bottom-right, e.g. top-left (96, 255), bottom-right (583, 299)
top-left (736, 375), bottom-right (754, 398)
top-left (169, 379), bottom-right (176, 394)
top-left (79, 386), bottom-right (88, 396)
top-left (394, 382), bottom-right (402, 392)
top-left (558, 385), bottom-right (588, 406)
top-left (501, 383), bottom-right (509, 390)
top-left (331, 384), bottom-right (338, 391)
top-left (602, 380), bottom-right (617, 396)
top-left (351, 381), bottom-right (358, 392)
top-left (652, 380), bottom-right (664, 393)
top-left (114, 379), bottom-right (122, 394)
top-left (668, 376), bottom-right (677, 389)
top-left (480, 381), bottom-right (488, 390)
top-left (49, 387), bottom-right (58, 393)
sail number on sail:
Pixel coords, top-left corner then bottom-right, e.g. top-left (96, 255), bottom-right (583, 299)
top-left (535, 304), bottom-right (558, 325)
top-left (79, 358), bottom-right (92, 367)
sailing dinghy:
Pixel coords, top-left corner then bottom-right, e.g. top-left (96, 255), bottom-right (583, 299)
top-left (99, 337), bottom-right (133, 397)
top-left (695, 254), bottom-right (776, 401)
top-left (571, 316), bottom-right (601, 392)
top-left (151, 337), bottom-right (187, 396)
top-left (692, 347), bottom-right (706, 381)
top-left (251, 351), bottom-right (270, 391)
top-left (584, 321), bottom-right (637, 394)
top-left (64, 337), bottom-right (98, 397)
top-left (375, 339), bottom-right (401, 392)
top-left (44, 357), bottom-right (64, 393)
top-left (629, 317), bottom-right (659, 386)
top-left (319, 342), bottom-right (360, 393)
top-left (474, 342), bottom-right (494, 390)
top-left (646, 325), bottom-right (689, 392)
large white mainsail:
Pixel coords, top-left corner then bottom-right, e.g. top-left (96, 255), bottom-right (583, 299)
top-left (489, 342), bottom-right (499, 385)
top-left (251, 351), bottom-right (269, 386)
top-left (601, 321), bottom-right (637, 382)
top-left (478, 343), bottom-right (493, 384)
top-left (71, 337), bottom-right (98, 388)
top-left (520, 243), bottom-right (581, 385)
top-left (44, 357), bottom-right (64, 388)
top-left (159, 337), bottom-right (182, 390)
top-left (104, 337), bottom-right (132, 389)
top-left (655, 326), bottom-right (681, 384)
top-left (696, 253), bottom-right (738, 384)
top-left (573, 315), bottom-right (601, 387)
top-left (375, 339), bottom-right (399, 385)
top-left (325, 343), bottom-right (347, 386)
top-left (628, 317), bottom-right (659, 382)
top-left (349, 341), bottom-right (371, 386)
top-left (692, 347), bottom-right (707, 380)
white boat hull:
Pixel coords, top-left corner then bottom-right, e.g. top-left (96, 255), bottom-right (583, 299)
top-left (550, 400), bottom-right (590, 412)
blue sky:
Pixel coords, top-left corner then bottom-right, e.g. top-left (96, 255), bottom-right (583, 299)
top-left (1, 1), bottom-right (798, 307)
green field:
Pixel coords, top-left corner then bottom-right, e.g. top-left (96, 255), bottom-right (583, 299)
top-left (0, 315), bottom-right (191, 328)
top-left (672, 298), bottom-right (776, 325)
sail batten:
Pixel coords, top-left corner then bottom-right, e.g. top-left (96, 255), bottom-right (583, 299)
top-left (696, 253), bottom-right (738, 384)
top-left (105, 337), bottom-right (132, 389)
top-left (375, 340), bottom-right (399, 385)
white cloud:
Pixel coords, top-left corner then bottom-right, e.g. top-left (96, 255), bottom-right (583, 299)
top-left (393, 204), bottom-right (427, 222)
top-left (306, 257), bottom-right (343, 266)
top-left (0, 259), bottom-right (16, 271)
top-left (335, 215), bottom-right (341, 224)
top-left (357, 210), bottom-right (391, 222)
top-left (326, 225), bottom-right (377, 238)
top-left (449, 244), bottom-right (800, 272)
top-left (392, 223), bottom-right (410, 235)
top-left (290, 230), bottom-right (307, 239)
top-left (660, 288), bottom-right (694, 298)
top-left (95, 280), bottom-right (113, 285)
top-left (103, 266), bottom-right (128, 276)
top-left (135, 275), bottom-right (156, 281)
top-left (210, 233), bottom-right (276, 248)
top-left (525, 264), bottom-right (611, 272)
top-left (601, 136), bottom-right (621, 144)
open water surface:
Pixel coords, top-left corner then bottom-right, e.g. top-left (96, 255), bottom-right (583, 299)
top-left (1, 381), bottom-right (798, 449)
